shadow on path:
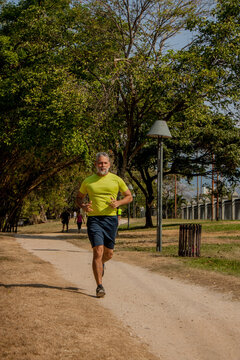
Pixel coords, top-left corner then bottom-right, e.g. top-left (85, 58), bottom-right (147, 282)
top-left (0, 282), bottom-right (96, 298)
top-left (32, 248), bottom-right (84, 253)
top-left (15, 233), bottom-right (87, 241)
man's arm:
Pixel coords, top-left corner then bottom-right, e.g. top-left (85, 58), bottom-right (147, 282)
top-left (76, 191), bottom-right (93, 213)
top-left (109, 189), bottom-right (133, 209)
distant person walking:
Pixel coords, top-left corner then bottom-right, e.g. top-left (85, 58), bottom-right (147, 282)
top-left (73, 210), bottom-right (77, 222)
top-left (76, 210), bottom-right (85, 233)
top-left (117, 207), bottom-right (122, 235)
top-left (60, 209), bottom-right (70, 233)
top-left (76, 152), bottom-right (132, 298)
top-left (117, 208), bottom-right (122, 225)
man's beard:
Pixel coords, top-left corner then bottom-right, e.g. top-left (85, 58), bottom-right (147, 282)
top-left (96, 168), bottom-right (109, 176)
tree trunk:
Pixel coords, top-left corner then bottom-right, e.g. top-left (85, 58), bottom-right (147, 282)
top-left (145, 198), bottom-right (153, 228)
top-left (127, 168), bottom-right (155, 228)
top-left (2, 203), bottom-right (22, 232)
top-left (39, 204), bottom-right (47, 222)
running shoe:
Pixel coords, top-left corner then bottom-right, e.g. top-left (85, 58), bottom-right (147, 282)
top-left (96, 284), bottom-right (105, 298)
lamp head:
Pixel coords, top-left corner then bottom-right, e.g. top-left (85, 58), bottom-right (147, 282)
top-left (147, 120), bottom-right (172, 138)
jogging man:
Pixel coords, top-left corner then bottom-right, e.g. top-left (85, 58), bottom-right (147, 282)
top-left (76, 152), bottom-right (132, 298)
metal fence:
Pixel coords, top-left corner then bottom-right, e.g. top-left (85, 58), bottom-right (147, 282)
top-left (181, 196), bottom-right (240, 220)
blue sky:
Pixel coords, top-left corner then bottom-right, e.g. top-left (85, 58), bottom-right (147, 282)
top-left (167, 30), bottom-right (196, 51)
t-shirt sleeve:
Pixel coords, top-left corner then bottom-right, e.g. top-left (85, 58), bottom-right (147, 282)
top-left (79, 180), bottom-right (87, 195)
top-left (118, 177), bottom-right (129, 193)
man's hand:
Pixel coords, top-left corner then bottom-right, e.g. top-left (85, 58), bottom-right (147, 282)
top-left (109, 190), bottom-right (133, 209)
top-left (76, 192), bottom-right (93, 213)
top-left (109, 197), bottom-right (119, 209)
top-left (81, 201), bottom-right (93, 213)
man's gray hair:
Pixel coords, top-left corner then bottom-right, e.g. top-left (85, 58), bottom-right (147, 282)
top-left (96, 152), bottom-right (110, 161)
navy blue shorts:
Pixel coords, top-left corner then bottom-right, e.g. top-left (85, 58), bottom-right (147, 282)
top-left (87, 216), bottom-right (118, 249)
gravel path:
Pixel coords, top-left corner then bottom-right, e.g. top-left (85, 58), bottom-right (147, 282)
top-left (16, 234), bottom-right (240, 360)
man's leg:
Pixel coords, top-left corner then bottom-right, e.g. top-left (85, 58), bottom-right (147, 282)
top-left (102, 246), bottom-right (113, 264)
top-left (92, 246), bottom-right (113, 283)
top-left (92, 245), bottom-right (104, 285)
top-left (92, 245), bottom-right (114, 297)
top-left (102, 246), bottom-right (113, 277)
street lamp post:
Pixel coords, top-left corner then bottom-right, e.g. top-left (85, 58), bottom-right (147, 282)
top-left (132, 192), bottom-right (136, 218)
top-left (147, 120), bottom-right (172, 252)
top-left (127, 202), bottom-right (130, 229)
top-left (128, 184), bottom-right (133, 229)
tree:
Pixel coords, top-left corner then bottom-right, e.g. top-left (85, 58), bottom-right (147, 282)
top-left (21, 164), bottom-right (87, 223)
top-left (168, 0), bottom-right (240, 179)
top-left (93, 0), bottom-right (210, 173)
top-left (127, 145), bottom-right (157, 227)
top-left (2, 0), bottom-right (239, 230)
top-left (92, 0), bottom-right (240, 226)
top-left (77, 0), bottom-right (209, 226)
top-left (0, 0), bottom-right (120, 230)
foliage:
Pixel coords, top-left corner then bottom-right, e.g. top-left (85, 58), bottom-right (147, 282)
top-left (21, 164), bottom-right (87, 222)
top-left (91, 0), bottom-right (240, 227)
top-left (1, 0), bottom-right (240, 230)
top-left (0, 0), bottom-right (120, 230)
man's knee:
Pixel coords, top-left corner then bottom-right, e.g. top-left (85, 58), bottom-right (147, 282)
top-left (103, 248), bottom-right (113, 261)
top-left (93, 245), bottom-right (104, 260)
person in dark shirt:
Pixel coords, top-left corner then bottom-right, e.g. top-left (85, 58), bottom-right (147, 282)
top-left (60, 210), bottom-right (70, 232)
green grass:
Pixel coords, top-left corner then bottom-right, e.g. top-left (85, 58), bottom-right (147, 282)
top-left (118, 243), bottom-right (240, 257)
top-left (183, 243), bottom-right (240, 276)
top-left (163, 219), bottom-right (240, 232)
top-left (116, 244), bottom-right (179, 256)
top-left (183, 258), bottom-right (240, 276)
top-left (119, 225), bottom-right (151, 231)
top-left (201, 222), bottom-right (240, 233)
top-left (200, 243), bottom-right (240, 254)
top-left (218, 236), bottom-right (240, 240)
top-left (17, 220), bottom-right (69, 234)
top-left (116, 242), bottom-right (240, 276)
top-left (119, 218), bottom-right (240, 233)
top-left (117, 246), bottom-right (156, 252)
top-left (16, 217), bottom-right (240, 234)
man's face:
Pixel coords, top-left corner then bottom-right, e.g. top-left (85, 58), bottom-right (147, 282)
top-left (95, 156), bottom-right (110, 176)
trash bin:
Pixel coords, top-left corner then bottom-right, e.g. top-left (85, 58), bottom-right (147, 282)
top-left (178, 224), bottom-right (201, 257)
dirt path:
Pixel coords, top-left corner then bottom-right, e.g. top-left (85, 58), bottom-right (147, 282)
top-left (16, 233), bottom-right (240, 360)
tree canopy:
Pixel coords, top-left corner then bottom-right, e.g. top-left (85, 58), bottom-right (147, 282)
top-left (1, 0), bottom-right (239, 229)
top-left (0, 0), bottom-right (121, 230)
top-left (89, 0), bottom-right (240, 226)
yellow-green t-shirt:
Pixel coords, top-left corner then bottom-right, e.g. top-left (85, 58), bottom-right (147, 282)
top-left (79, 172), bottom-right (128, 216)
